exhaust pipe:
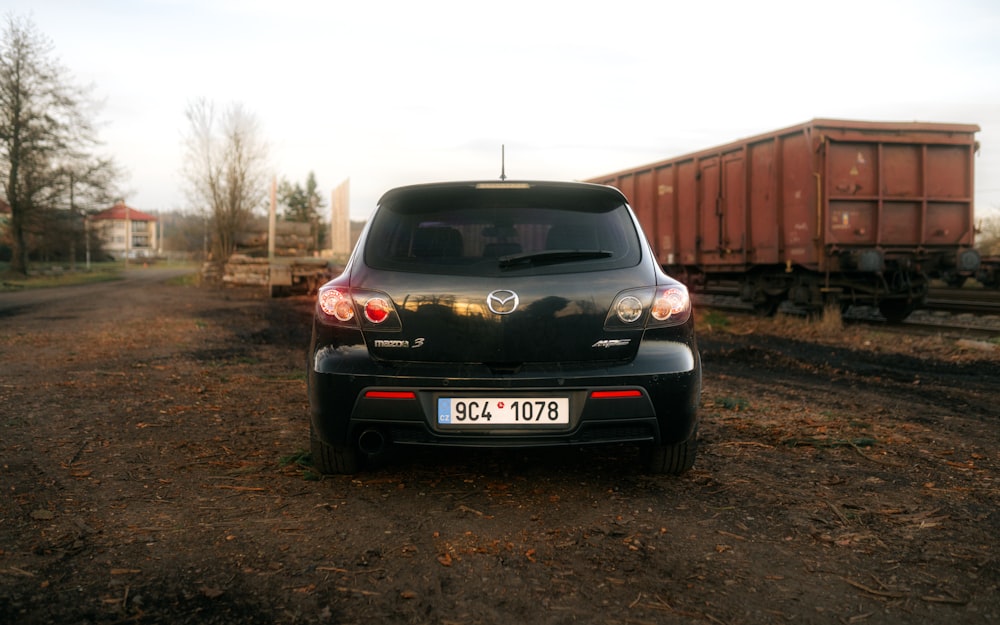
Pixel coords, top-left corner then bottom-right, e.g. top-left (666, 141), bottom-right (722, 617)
top-left (357, 429), bottom-right (386, 455)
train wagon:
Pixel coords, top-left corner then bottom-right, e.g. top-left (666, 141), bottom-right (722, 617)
top-left (587, 119), bottom-right (981, 320)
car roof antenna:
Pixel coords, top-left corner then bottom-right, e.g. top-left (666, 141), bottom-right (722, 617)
top-left (500, 144), bottom-right (507, 181)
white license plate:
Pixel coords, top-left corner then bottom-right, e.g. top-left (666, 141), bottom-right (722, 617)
top-left (437, 397), bottom-right (569, 426)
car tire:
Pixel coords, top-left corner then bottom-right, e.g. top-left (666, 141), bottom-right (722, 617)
top-left (310, 427), bottom-right (361, 474)
top-left (643, 432), bottom-right (698, 475)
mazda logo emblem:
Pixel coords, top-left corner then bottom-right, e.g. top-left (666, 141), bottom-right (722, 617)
top-left (487, 290), bottom-right (519, 315)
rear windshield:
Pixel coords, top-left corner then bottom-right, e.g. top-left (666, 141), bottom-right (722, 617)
top-left (365, 186), bottom-right (643, 277)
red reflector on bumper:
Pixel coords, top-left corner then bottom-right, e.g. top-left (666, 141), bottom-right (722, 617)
top-left (591, 390), bottom-right (642, 399)
top-left (364, 391), bottom-right (416, 399)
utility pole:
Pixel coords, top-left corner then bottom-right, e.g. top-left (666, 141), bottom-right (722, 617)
top-left (69, 173), bottom-right (77, 272)
top-left (124, 201), bottom-right (130, 269)
top-left (85, 215), bottom-right (91, 270)
top-left (331, 178), bottom-right (350, 260)
top-left (268, 176), bottom-right (277, 261)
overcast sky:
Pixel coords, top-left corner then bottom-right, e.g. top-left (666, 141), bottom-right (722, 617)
top-left (7, 0), bottom-right (1000, 220)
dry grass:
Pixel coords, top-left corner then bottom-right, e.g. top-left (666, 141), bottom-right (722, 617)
top-left (697, 306), bottom-right (998, 364)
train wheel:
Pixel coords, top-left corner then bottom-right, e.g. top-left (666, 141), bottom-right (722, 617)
top-left (740, 277), bottom-right (785, 317)
top-left (751, 296), bottom-right (780, 317)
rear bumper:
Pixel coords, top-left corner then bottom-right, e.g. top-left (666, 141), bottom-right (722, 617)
top-left (309, 338), bottom-right (701, 450)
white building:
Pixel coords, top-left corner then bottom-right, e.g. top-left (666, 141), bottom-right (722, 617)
top-left (91, 201), bottom-right (158, 260)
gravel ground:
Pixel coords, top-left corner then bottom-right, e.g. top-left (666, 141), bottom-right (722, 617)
top-left (1, 269), bottom-right (997, 624)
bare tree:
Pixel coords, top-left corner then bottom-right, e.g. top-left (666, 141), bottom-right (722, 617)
top-left (0, 13), bottom-right (120, 275)
top-left (182, 98), bottom-right (268, 260)
top-left (977, 214), bottom-right (1000, 257)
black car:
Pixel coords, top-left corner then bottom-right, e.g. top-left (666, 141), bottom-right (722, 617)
top-left (308, 180), bottom-right (701, 474)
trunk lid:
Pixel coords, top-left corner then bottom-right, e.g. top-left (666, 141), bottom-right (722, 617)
top-left (356, 266), bottom-right (653, 366)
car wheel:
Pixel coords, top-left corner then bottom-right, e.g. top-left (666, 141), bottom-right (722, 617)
top-left (643, 432), bottom-right (698, 475)
top-left (310, 427), bottom-right (361, 474)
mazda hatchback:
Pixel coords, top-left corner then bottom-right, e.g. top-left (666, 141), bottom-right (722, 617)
top-left (308, 180), bottom-right (701, 474)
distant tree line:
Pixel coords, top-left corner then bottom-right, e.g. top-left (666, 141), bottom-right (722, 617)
top-left (180, 99), bottom-right (333, 260)
top-left (1, 12), bottom-right (336, 272)
top-left (0, 13), bottom-right (121, 274)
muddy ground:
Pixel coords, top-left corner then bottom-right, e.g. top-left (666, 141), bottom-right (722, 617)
top-left (1, 268), bottom-right (997, 625)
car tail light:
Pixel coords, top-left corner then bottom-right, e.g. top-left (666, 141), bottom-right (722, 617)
top-left (614, 296), bottom-right (643, 324)
top-left (317, 285), bottom-right (402, 330)
top-left (606, 284), bottom-right (692, 329)
top-left (651, 287), bottom-right (689, 322)
top-left (319, 288), bottom-right (355, 322)
top-left (364, 297), bottom-right (392, 324)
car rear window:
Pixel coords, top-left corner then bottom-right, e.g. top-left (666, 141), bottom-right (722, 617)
top-left (364, 185), bottom-right (643, 276)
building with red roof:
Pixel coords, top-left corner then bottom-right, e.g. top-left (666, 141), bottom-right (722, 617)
top-left (90, 201), bottom-right (158, 260)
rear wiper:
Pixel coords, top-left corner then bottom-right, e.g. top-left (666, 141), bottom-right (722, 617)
top-left (498, 249), bottom-right (613, 268)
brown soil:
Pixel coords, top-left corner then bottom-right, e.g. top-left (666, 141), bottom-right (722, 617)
top-left (1, 269), bottom-right (997, 624)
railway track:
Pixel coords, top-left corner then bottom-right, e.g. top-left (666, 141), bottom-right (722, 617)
top-left (695, 289), bottom-right (1000, 338)
top-left (925, 287), bottom-right (1000, 315)
top-left (906, 287), bottom-right (1000, 339)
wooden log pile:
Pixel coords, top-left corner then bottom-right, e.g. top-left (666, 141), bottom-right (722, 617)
top-left (223, 255), bottom-right (270, 286)
top-left (222, 254), bottom-right (335, 294)
top-left (234, 218), bottom-right (315, 256)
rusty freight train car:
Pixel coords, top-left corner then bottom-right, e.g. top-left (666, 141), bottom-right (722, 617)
top-left (588, 119), bottom-right (981, 320)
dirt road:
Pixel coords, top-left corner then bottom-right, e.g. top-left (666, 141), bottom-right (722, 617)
top-left (1, 269), bottom-right (997, 624)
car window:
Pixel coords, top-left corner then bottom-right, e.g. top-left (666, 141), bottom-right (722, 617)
top-left (365, 188), bottom-right (642, 276)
